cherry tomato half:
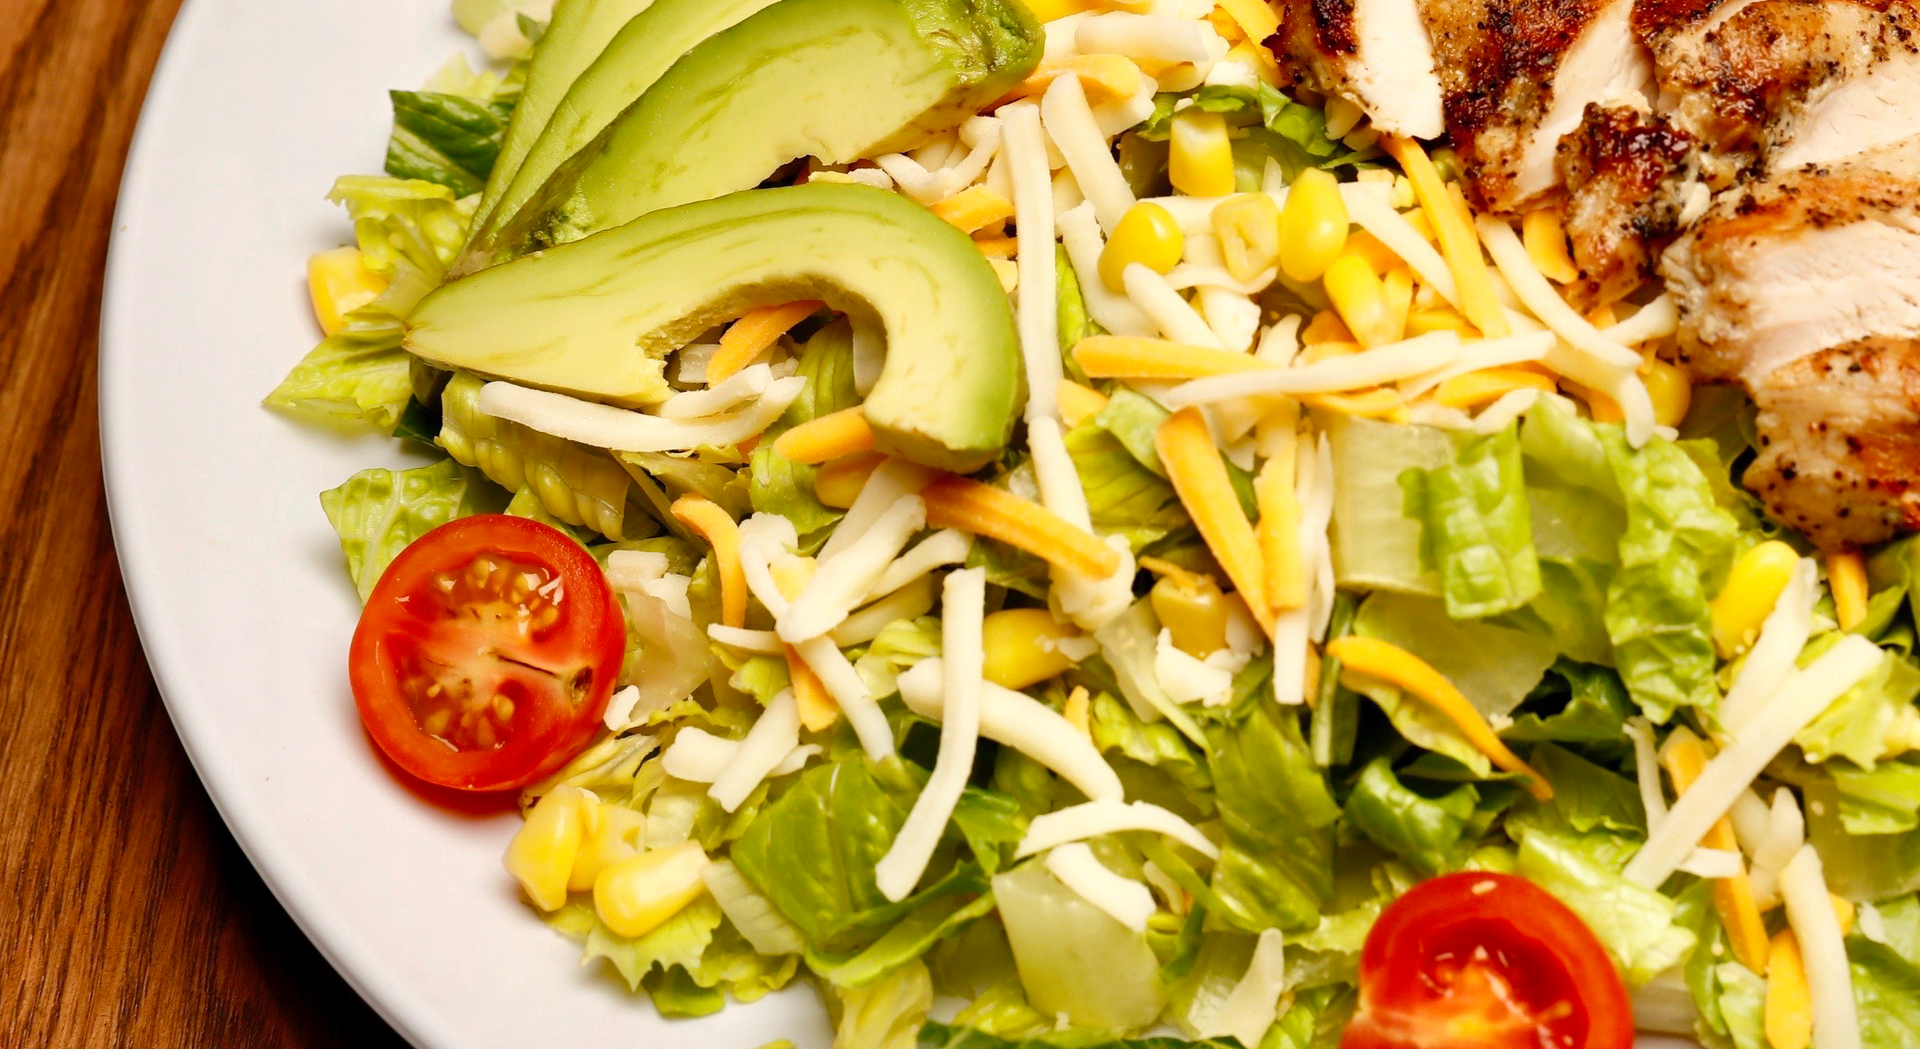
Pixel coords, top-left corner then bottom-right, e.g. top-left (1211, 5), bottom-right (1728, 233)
top-left (1341, 871), bottom-right (1634, 1049)
top-left (348, 515), bottom-right (625, 792)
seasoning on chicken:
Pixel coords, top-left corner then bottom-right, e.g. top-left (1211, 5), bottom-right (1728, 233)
top-left (1556, 103), bottom-right (1703, 304)
top-left (1268, 0), bottom-right (1447, 138)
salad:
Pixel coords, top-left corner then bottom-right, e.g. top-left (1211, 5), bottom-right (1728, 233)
top-left (267, 0), bottom-right (1920, 1047)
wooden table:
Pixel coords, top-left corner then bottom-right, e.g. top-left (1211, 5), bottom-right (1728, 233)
top-left (0, 2), bottom-right (408, 1045)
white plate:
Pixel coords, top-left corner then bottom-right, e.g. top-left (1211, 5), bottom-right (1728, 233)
top-left (99, 2), bottom-right (829, 1047)
top-left (100, 4), bottom-right (1697, 1048)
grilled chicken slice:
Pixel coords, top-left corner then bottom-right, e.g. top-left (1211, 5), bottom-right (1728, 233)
top-left (1269, 0), bottom-right (1447, 138)
top-left (1746, 336), bottom-right (1920, 549)
top-left (1640, 0), bottom-right (1920, 183)
top-left (1557, 103), bottom-right (1703, 304)
top-left (1662, 137), bottom-right (1920, 385)
top-left (1423, 0), bottom-right (1655, 212)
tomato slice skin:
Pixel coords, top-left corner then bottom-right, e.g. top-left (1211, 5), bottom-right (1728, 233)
top-left (349, 515), bottom-right (625, 792)
top-left (1341, 871), bottom-right (1635, 1049)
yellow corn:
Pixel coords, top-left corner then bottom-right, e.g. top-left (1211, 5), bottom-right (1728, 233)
top-left (593, 840), bottom-right (709, 939)
top-left (991, 257), bottom-right (1020, 293)
top-left (1434, 367), bottom-right (1557, 409)
top-left (709, 301), bottom-right (823, 384)
top-left (1325, 637), bottom-right (1553, 800)
top-left (1522, 205), bottom-right (1580, 284)
top-left (1227, 39), bottom-right (1285, 88)
top-left (813, 450), bottom-right (887, 509)
top-left (1170, 109), bottom-right (1237, 198)
top-left (1277, 169), bottom-right (1348, 282)
top-left (1645, 358), bottom-right (1693, 428)
top-left (1064, 685), bottom-right (1093, 738)
top-left (772, 406), bottom-right (875, 465)
top-left (1664, 733), bottom-right (1771, 974)
top-left (307, 247), bottom-right (387, 336)
top-left (1404, 208), bottom-right (1438, 243)
top-left (1256, 452), bottom-right (1307, 613)
top-left (672, 495), bottom-right (748, 628)
top-left (1406, 308), bottom-right (1474, 337)
top-left (568, 803), bottom-right (645, 893)
top-left (1382, 266), bottom-right (1413, 343)
top-left (1324, 251), bottom-right (1399, 348)
top-left (1827, 550), bottom-right (1869, 632)
top-left (1057, 380), bottom-right (1111, 428)
top-left (982, 608), bottom-right (1083, 689)
top-left (1711, 540), bottom-right (1802, 659)
top-left (503, 786), bottom-right (596, 911)
top-left (1213, 193), bottom-right (1283, 282)
top-left (1215, 0), bottom-right (1280, 40)
top-left (1766, 929), bottom-right (1812, 1049)
top-left (1301, 308), bottom-right (1356, 346)
top-left (1099, 201), bottom-right (1186, 292)
top-left (1158, 408), bottom-right (1275, 636)
top-left (1149, 565), bottom-right (1232, 657)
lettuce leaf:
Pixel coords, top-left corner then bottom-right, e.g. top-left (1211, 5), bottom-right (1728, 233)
top-left (855, 616), bottom-right (943, 701)
top-left (1400, 425), bottom-right (1541, 619)
top-left (319, 458), bottom-right (498, 600)
top-left (914, 1022), bottom-right (1244, 1048)
top-left (265, 176), bottom-right (472, 430)
top-left (1089, 691), bottom-right (1213, 798)
top-left (1807, 777), bottom-right (1920, 902)
top-left (1326, 414), bottom-right (1451, 596)
top-left (1064, 422), bottom-right (1189, 552)
top-left (385, 90), bottom-right (513, 197)
top-left (1797, 652), bottom-right (1920, 768)
top-left (1136, 84), bottom-right (1366, 169)
top-left (1342, 759), bottom-right (1477, 876)
top-left (751, 320), bottom-right (859, 539)
top-left (834, 958), bottom-right (933, 1049)
top-left (1851, 936), bottom-right (1920, 1048)
top-left (1833, 760), bottom-right (1920, 834)
top-left (1514, 829), bottom-right (1695, 986)
top-left (1206, 702), bottom-right (1340, 932)
top-left (1503, 743), bottom-right (1647, 847)
top-left (1057, 244), bottom-right (1101, 379)
top-left (1500, 660), bottom-right (1632, 747)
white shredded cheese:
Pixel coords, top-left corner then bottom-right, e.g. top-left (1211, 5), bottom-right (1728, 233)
top-left (1477, 216), bottom-right (1643, 375)
top-left (1136, 194), bottom-right (1230, 234)
top-left (479, 376), bottom-right (804, 452)
top-left (1203, 928), bottom-right (1289, 1047)
top-left (639, 573), bottom-right (692, 619)
top-left (601, 685), bottom-right (643, 732)
top-left (1623, 635), bottom-right (1884, 887)
top-left (793, 634), bottom-right (895, 761)
top-left (604, 550), bottom-right (670, 592)
top-left (1076, 13), bottom-right (1215, 63)
top-left (1044, 12), bottom-right (1091, 60)
top-left (1603, 293), bottom-right (1679, 345)
top-left (778, 495), bottom-right (927, 642)
top-left (1397, 330), bottom-right (1557, 400)
top-left (658, 362), bottom-right (776, 418)
top-left (1718, 557), bottom-right (1818, 732)
top-left (1257, 316), bottom-right (1303, 364)
top-left (1058, 203), bottom-right (1156, 336)
top-left (1781, 845), bottom-right (1862, 1049)
top-left (1123, 264), bottom-right (1227, 347)
top-left (897, 657), bottom-right (1124, 801)
top-left (1624, 717), bottom-right (1669, 829)
top-left (1746, 787), bottom-right (1807, 910)
top-left (1470, 388), bottom-right (1540, 433)
top-left (816, 458), bottom-right (934, 562)
top-left (1029, 415), bottom-right (1094, 531)
top-left (1053, 534), bottom-right (1138, 631)
top-left (876, 569), bottom-right (987, 902)
top-left (865, 529), bottom-right (973, 602)
top-left (1166, 332), bottom-right (1463, 406)
top-left (707, 624), bottom-right (784, 654)
top-left (831, 575), bottom-right (937, 647)
top-left (1339, 184), bottom-right (1458, 304)
top-left (1155, 628), bottom-right (1236, 705)
top-left (662, 727), bottom-right (740, 783)
top-left (708, 689), bottom-right (800, 812)
top-left (1016, 799), bottom-right (1220, 860)
top-left (1041, 73), bottom-right (1138, 233)
top-left (1046, 842), bottom-right (1158, 931)
top-left (1005, 102), bottom-right (1065, 427)
top-left (1304, 434), bottom-right (1337, 641)
top-left (1677, 847), bottom-right (1746, 879)
top-left (1091, 80), bottom-right (1159, 138)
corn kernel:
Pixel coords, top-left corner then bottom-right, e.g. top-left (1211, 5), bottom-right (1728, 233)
top-left (568, 803), bottom-right (645, 893)
top-left (1712, 540), bottom-right (1802, 659)
top-left (1149, 568), bottom-right (1230, 657)
top-left (503, 786), bottom-right (595, 912)
top-left (1212, 193), bottom-right (1282, 283)
top-left (1099, 201), bottom-right (1185, 293)
top-left (1277, 169), bottom-right (1349, 283)
top-left (593, 840), bottom-right (708, 939)
top-left (1645, 358), bottom-right (1693, 428)
top-left (1323, 251), bottom-right (1397, 348)
top-left (1169, 109), bottom-right (1237, 198)
top-left (1301, 308), bottom-right (1355, 346)
top-left (1826, 550), bottom-right (1868, 632)
top-left (307, 247), bottom-right (386, 336)
top-left (982, 607), bottom-right (1082, 689)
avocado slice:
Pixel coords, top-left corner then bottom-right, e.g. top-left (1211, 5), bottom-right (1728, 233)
top-left (470, 0), bottom-right (656, 233)
top-left (459, 0), bottom-right (784, 275)
top-left (405, 182), bottom-right (1022, 472)
top-left (490, 0), bottom-right (1040, 258)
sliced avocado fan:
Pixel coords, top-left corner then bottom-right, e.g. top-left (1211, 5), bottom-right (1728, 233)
top-left (469, 0), bottom-right (657, 234)
top-left (484, 0), bottom-right (1041, 264)
top-left (458, 0), bottom-right (785, 276)
top-left (405, 182), bottom-right (1022, 472)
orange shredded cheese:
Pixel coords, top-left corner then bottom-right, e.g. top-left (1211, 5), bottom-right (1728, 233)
top-left (1302, 309), bottom-right (1357, 346)
top-left (708, 301), bottom-right (824, 384)
top-left (1383, 135), bottom-right (1510, 339)
top-left (1664, 734), bottom-right (1771, 975)
top-left (932, 185), bottom-right (1016, 234)
top-left (785, 645), bottom-right (840, 731)
top-left (921, 476), bottom-right (1121, 579)
top-left (1522, 205), bottom-right (1580, 284)
top-left (670, 495), bottom-right (747, 629)
top-left (1434, 367), bottom-right (1558, 409)
top-left (974, 236), bottom-right (1018, 259)
top-left (1157, 408), bottom-right (1274, 635)
top-left (999, 54), bottom-right (1145, 107)
top-left (772, 406), bottom-right (874, 465)
top-left (1057, 380), bottom-right (1111, 428)
top-left (1299, 388), bottom-right (1406, 419)
top-left (1768, 929), bottom-right (1813, 1049)
top-left (1064, 685), bottom-right (1092, 739)
top-left (1073, 335), bottom-right (1275, 380)
top-left (1827, 551), bottom-right (1869, 632)
top-left (1256, 451), bottom-right (1306, 613)
top-left (1325, 636), bottom-right (1552, 799)
top-left (1214, 0), bottom-right (1281, 44)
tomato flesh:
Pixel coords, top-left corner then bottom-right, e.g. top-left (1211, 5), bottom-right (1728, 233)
top-left (350, 515), bottom-right (624, 792)
top-left (1341, 871), bottom-right (1635, 1049)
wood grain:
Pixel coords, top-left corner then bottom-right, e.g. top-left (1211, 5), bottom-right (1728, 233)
top-left (0, 2), bottom-right (407, 1045)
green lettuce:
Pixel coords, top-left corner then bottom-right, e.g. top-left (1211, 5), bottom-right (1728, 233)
top-left (1504, 743), bottom-right (1647, 850)
top-left (1797, 652), bottom-right (1920, 768)
top-left (1342, 759), bottom-right (1477, 875)
top-left (751, 320), bottom-right (860, 539)
top-left (543, 893), bottom-right (794, 1011)
top-left (385, 90), bottom-right (513, 197)
top-left (265, 176), bottom-right (472, 431)
top-left (1063, 422), bottom-right (1189, 552)
top-left (915, 1023), bottom-right (1245, 1049)
top-left (855, 616), bottom-right (943, 701)
top-left (1851, 936), bottom-right (1920, 1048)
top-left (1514, 830), bottom-right (1694, 986)
top-left (319, 458), bottom-right (497, 599)
top-left (1089, 691), bottom-right (1213, 799)
top-left (1807, 778), bottom-right (1920, 901)
top-left (1500, 660), bottom-right (1632, 747)
top-left (1093, 389), bottom-right (1171, 477)
top-left (1400, 425), bottom-right (1541, 619)
top-left (1136, 84), bottom-right (1365, 171)
top-left (834, 958), bottom-right (933, 1049)
top-left (1207, 702), bottom-right (1340, 932)
top-left (1833, 761), bottom-right (1920, 834)
top-left (1325, 414), bottom-right (1452, 595)
top-left (1057, 243), bottom-right (1101, 376)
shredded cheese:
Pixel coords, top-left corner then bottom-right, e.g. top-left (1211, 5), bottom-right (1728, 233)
top-left (708, 301), bottom-right (823, 384)
top-left (1006, 53), bottom-right (1147, 108)
top-left (1476, 216), bottom-right (1640, 371)
top-left (921, 475), bottom-right (1121, 579)
top-left (662, 727), bottom-right (742, 782)
top-left (832, 575), bottom-right (937, 647)
top-left (1004, 102), bottom-right (1065, 425)
top-left (930, 185), bottom-right (1017, 234)
top-left (709, 689), bottom-right (801, 812)
top-left (479, 377), bottom-right (804, 452)
top-left (1719, 557), bottom-right (1819, 733)
top-left (1664, 729), bottom-right (1771, 974)
top-left (863, 529), bottom-right (974, 602)
top-left (778, 495), bottom-right (926, 642)
top-left (1057, 379), bottom-right (1111, 426)
top-left (1165, 332), bottom-right (1465, 406)
top-left (876, 569), bottom-right (986, 902)
top-left (1768, 928), bottom-right (1814, 1049)
top-left (1780, 846), bottom-right (1861, 1049)
top-left (1074, 335), bottom-right (1274, 379)
top-left (1016, 799), bottom-right (1220, 860)
top-left (1075, 12), bottom-right (1217, 64)
top-left (1124, 264), bottom-right (1228, 348)
top-left (1381, 136), bottom-right (1508, 338)
top-left (1624, 635), bottom-right (1884, 888)
top-left (1521, 205), bottom-right (1580, 284)
top-left (671, 496), bottom-right (747, 628)
top-left (771, 406), bottom-right (874, 465)
top-left (1625, 717), bottom-right (1668, 828)
top-left (1041, 73), bottom-right (1139, 232)
top-left (1058, 202), bottom-right (1157, 336)
top-left (785, 645), bottom-right (840, 732)
top-left (1827, 551), bottom-right (1870, 632)
top-left (1203, 928), bottom-right (1288, 1048)
top-left (1046, 842), bottom-right (1157, 931)
top-left (1158, 407), bottom-right (1274, 635)
top-left (1257, 451), bottom-right (1306, 612)
top-left (1470, 388), bottom-right (1540, 433)
top-left (1339, 184), bottom-right (1458, 306)
top-left (1602, 293), bottom-right (1679, 346)
top-left (1327, 636), bottom-right (1552, 798)
top-left (897, 657), bottom-right (1124, 801)
top-left (657, 363), bottom-right (780, 420)
top-left (707, 624), bottom-right (783, 654)
top-left (817, 458), bottom-right (934, 562)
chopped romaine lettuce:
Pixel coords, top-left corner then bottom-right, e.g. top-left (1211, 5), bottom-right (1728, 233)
top-left (1342, 759), bottom-right (1477, 876)
top-left (385, 90), bottom-right (513, 197)
top-left (1399, 425), bottom-right (1541, 619)
top-left (1206, 702), bottom-right (1340, 932)
top-left (1514, 829), bottom-right (1695, 986)
top-left (319, 457), bottom-right (498, 600)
